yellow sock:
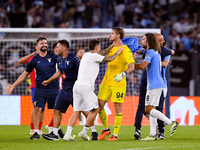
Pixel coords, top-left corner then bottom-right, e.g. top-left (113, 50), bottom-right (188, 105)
top-left (113, 113), bottom-right (123, 136)
top-left (99, 109), bottom-right (108, 129)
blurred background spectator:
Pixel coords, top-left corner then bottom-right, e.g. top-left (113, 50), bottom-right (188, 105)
top-left (0, 0), bottom-right (199, 52)
top-left (0, 0), bottom-right (200, 95)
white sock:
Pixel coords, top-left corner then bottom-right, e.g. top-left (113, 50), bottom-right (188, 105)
top-left (65, 126), bottom-right (73, 136)
top-left (150, 109), bottom-right (173, 126)
top-left (53, 128), bottom-right (59, 135)
top-left (149, 116), bottom-right (157, 136)
top-left (34, 129), bottom-right (39, 134)
top-left (90, 126), bottom-right (97, 132)
top-left (145, 114), bottom-right (150, 120)
top-left (82, 126), bottom-right (89, 134)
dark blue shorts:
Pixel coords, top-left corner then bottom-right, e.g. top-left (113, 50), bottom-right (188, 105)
top-left (33, 88), bottom-right (59, 110)
top-left (54, 89), bottom-right (73, 113)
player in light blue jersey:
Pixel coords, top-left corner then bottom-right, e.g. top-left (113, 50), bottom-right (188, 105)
top-left (135, 33), bottom-right (178, 141)
top-left (134, 34), bottom-right (175, 140)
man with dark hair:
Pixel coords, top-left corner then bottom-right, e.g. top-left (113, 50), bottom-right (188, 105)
top-left (98, 27), bottom-right (135, 141)
top-left (41, 39), bottom-right (91, 141)
top-left (64, 39), bottom-right (123, 141)
top-left (135, 33), bottom-right (178, 141)
top-left (5, 37), bottom-right (59, 140)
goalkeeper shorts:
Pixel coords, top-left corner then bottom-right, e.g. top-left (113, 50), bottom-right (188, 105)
top-left (98, 84), bottom-right (126, 103)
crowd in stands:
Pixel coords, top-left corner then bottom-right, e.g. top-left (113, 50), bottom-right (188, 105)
top-left (0, 0), bottom-right (200, 95)
top-left (0, 0), bottom-right (200, 51)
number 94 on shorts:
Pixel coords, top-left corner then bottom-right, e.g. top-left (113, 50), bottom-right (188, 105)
top-left (98, 84), bottom-right (126, 103)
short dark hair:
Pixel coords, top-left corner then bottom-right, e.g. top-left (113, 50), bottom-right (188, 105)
top-left (89, 40), bottom-right (100, 50)
top-left (112, 26), bottom-right (125, 39)
top-left (57, 39), bottom-right (69, 49)
top-left (35, 37), bottom-right (47, 45)
top-left (163, 39), bottom-right (167, 47)
top-left (52, 42), bottom-right (57, 50)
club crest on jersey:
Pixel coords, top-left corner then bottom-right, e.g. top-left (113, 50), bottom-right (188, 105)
top-left (66, 61), bottom-right (70, 65)
top-left (47, 58), bottom-right (52, 62)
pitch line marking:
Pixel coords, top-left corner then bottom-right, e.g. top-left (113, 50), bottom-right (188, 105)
top-left (120, 145), bottom-right (193, 150)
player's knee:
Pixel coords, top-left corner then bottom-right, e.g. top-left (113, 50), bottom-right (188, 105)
top-left (145, 106), bottom-right (154, 114)
top-left (34, 107), bottom-right (42, 113)
top-left (91, 107), bottom-right (99, 113)
top-left (53, 109), bottom-right (61, 115)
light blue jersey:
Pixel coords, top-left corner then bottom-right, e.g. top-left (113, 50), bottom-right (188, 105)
top-left (144, 49), bottom-right (164, 90)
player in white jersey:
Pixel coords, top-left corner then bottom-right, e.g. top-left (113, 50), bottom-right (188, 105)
top-left (63, 40), bottom-right (123, 141)
top-left (135, 33), bottom-right (179, 140)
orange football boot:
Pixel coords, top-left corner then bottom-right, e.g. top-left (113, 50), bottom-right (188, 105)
top-left (98, 129), bottom-right (111, 140)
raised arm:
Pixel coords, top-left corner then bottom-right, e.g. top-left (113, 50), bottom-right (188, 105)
top-left (135, 61), bottom-right (149, 70)
top-left (5, 71), bottom-right (30, 94)
top-left (103, 47), bottom-right (123, 62)
top-left (170, 49), bottom-right (175, 55)
top-left (98, 44), bottom-right (114, 56)
top-left (162, 59), bottom-right (169, 68)
top-left (19, 52), bottom-right (37, 64)
top-left (42, 69), bottom-right (61, 86)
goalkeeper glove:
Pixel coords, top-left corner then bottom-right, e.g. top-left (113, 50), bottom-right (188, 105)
top-left (114, 71), bottom-right (127, 82)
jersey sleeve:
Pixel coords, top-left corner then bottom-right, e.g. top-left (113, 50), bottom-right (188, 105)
top-left (164, 55), bottom-right (171, 62)
top-left (57, 56), bottom-right (61, 70)
top-left (144, 49), bottom-right (154, 63)
top-left (52, 51), bottom-right (58, 63)
top-left (123, 47), bottom-right (135, 64)
top-left (26, 58), bottom-right (35, 73)
top-left (164, 47), bottom-right (172, 56)
top-left (94, 53), bottom-right (105, 62)
top-left (73, 55), bottom-right (80, 68)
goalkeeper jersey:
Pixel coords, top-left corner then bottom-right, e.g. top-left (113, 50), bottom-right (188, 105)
top-left (101, 45), bottom-right (135, 87)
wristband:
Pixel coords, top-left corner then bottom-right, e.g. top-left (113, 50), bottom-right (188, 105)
top-left (124, 71), bottom-right (128, 75)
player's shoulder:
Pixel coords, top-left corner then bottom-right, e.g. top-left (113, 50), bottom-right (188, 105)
top-left (57, 56), bottom-right (62, 62)
top-left (31, 53), bottom-right (39, 61)
top-left (48, 50), bottom-right (57, 56)
top-left (68, 53), bottom-right (76, 58)
top-left (120, 45), bottom-right (132, 55)
top-left (147, 49), bottom-right (155, 54)
top-left (69, 53), bottom-right (80, 62)
top-left (161, 47), bottom-right (171, 56)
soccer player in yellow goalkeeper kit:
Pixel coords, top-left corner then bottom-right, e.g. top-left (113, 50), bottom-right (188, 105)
top-left (98, 27), bottom-right (135, 141)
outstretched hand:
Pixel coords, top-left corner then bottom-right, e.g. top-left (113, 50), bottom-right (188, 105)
top-left (132, 53), bottom-right (138, 59)
top-left (4, 84), bottom-right (14, 95)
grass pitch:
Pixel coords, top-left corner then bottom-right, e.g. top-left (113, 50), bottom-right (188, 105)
top-left (0, 125), bottom-right (199, 150)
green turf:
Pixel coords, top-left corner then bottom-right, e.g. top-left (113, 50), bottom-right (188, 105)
top-left (0, 125), bottom-right (199, 150)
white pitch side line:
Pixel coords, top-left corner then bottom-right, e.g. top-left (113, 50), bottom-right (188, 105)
top-left (120, 145), bottom-right (193, 150)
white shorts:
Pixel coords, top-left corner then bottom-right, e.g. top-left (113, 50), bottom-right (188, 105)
top-left (163, 87), bottom-right (167, 99)
top-left (73, 83), bottom-right (99, 112)
top-left (145, 88), bottom-right (163, 106)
